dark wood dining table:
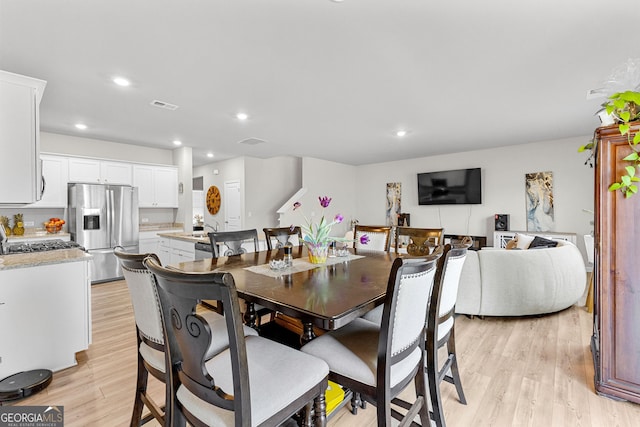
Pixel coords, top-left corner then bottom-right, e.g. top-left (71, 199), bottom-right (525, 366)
top-left (173, 246), bottom-right (398, 343)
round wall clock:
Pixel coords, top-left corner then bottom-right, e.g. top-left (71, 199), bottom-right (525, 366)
top-left (206, 185), bottom-right (221, 215)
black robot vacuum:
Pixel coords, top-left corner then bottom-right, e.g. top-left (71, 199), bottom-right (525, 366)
top-left (0, 369), bottom-right (53, 402)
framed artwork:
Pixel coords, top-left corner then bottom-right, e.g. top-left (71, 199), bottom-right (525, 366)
top-left (386, 183), bottom-right (402, 227)
top-left (525, 171), bottom-right (554, 231)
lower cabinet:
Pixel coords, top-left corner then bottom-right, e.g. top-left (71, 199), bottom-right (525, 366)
top-left (0, 258), bottom-right (91, 379)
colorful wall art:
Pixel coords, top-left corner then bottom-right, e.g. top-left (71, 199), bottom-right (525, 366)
top-left (525, 171), bottom-right (555, 231)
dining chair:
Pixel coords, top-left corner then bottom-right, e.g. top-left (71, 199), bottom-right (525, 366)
top-left (394, 226), bottom-right (444, 255)
top-left (353, 224), bottom-right (391, 251)
top-left (425, 244), bottom-right (469, 427)
top-left (114, 247), bottom-right (258, 426)
top-left (263, 226), bottom-right (303, 250)
top-left (300, 254), bottom-right (441, 426)
top-left (207, 229), bottom-right (260, 258)
top-left (208, 229), bottom-right (273, 326)
top-left (143, 256), bottom-right (330, 427)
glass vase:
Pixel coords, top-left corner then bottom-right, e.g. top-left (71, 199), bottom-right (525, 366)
top-left (306, 243), bottom-right (329, 264)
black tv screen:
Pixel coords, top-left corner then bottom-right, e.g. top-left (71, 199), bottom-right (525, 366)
top-left (417, 168), bottom-right (482, 205)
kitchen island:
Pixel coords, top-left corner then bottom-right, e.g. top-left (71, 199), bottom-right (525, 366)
top-left (0, 248), bottom-right (92, 380)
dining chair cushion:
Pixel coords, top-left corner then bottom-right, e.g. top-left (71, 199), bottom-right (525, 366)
top-left (301, 318), bottom-right (422, 388)
top-left (139, 341), bottom-right (165, 373)
top-left (176, 335), bottom-right (329, 426)
top-left (137, 309), bottom-right (258, 374)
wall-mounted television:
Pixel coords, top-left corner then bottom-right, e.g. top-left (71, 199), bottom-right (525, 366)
top-left (417, 168), bottom-right (482, 205)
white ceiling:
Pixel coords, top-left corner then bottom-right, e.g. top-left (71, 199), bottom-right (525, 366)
top-left (1, 0), bottom-right (637, 167)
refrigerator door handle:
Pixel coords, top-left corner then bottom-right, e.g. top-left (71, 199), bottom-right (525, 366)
top-left (107, 188), bottom-right (115, 247)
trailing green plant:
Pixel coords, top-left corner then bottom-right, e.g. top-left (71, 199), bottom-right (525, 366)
top-left (590, 91), bottom-right (640, 198)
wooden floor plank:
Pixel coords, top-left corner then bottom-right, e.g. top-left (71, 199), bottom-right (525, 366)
top-left (5, 280), bottom-right (640, 426)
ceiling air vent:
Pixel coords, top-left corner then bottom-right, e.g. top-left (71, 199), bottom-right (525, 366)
top-left (150, 100), bottom-right (179, 110)
top-left (238, 137), bottom-right (266, 145)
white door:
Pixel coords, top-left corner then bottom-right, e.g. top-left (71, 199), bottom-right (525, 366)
top-left (224, 180), bottom-right (241, 231)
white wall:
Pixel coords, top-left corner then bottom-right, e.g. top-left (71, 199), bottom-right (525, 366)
top-left (244, 156), bottom-right (301, 231)
top-left (353, 136), bottom-right (594, 255)
top-left (279, 157), bottom-right (357, 239)
top-left (193, 157), bottom-right (245, 231)
top-left (41, 132), bottom-right (174, 165)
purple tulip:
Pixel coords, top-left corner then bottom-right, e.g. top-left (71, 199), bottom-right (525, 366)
top-left (360, 234), bottom-right (370, 245)
top-left (334, 214), bottom-right (344, 224)
top-left (318, 196), bottom-right (332, 208)
top-left (293, 201), bottom-right (302, 210)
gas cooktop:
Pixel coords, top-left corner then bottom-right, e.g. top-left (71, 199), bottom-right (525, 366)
top-left (7, 239), bottom-right (85, 254)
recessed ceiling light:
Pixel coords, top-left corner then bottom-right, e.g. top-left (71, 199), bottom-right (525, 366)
top-left (236, 112), bottom-right (249, 121)
top-left (396, 130), bottom-right (407, 137)
top-left (113, 77), bottom-right (131, 87)
top-left (173, 140), bottom-right (182, 146)
top-left (75, 123), bottom-right (87, 130)
top-left (207, 152), bottom-right (214, 158)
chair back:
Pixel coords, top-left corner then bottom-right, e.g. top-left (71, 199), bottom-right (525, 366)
top-left (114, 247), bottom-right (164, 346)
top-left (263, 226), bottom-right (303, 250)
top-left (378, 254), bottom-right (439, 393)
top-left (208, 229), bottom-right (259, 257)
top-left (429, 244), bottom-right (468, 343)
top-left (354, 225), bottom-right (391, 251)
top-left (143, 256), bottom-right (251, 426)
top-left (394, 226), bottom-right (444, 255)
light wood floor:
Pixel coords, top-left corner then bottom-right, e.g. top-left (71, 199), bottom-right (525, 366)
top-left (6, 279), bottom-right (640, 426)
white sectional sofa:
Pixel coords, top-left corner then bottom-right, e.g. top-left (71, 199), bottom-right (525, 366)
top-left (456, 240), bottom-right (586, 316)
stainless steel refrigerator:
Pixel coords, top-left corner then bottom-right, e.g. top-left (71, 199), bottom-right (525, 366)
top-left (68, 182), bottom-right (139, 283)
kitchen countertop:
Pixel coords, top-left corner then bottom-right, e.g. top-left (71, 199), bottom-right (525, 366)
top-left (0, 248), bottom-right (92, 271)
top-left (7, 231), bottom-right (71, 241)
top-left (157, 231), bottom-right (210, 244)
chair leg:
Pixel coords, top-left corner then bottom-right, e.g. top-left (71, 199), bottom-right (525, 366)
top-left (313, 392), bottom-right (327, 427)
top-left (446, 333), bottom-right (467, 405)
top-left (130, 352), bottom-right (149, 427)
top-left (427, 348), bottom-right (446, 427)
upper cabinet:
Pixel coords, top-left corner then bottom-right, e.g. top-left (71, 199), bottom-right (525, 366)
top-left (133, 165), bottom-right (178, 208)
top-left (29, 155), bottom-right (69, 208)
top-left (0, 70), bottom-right (46, 204)
top-left (68, 158), bottom-right (132, 185)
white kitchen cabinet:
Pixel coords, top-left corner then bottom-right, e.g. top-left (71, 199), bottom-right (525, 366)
top-left (29, 155), bottom-right (68, 208)
top-left (68, 158), bottom-right (132, 185)
top-left (133, 165), bottom-right (179, 208)
top-left (0, 71), bottom-right (46, 204)
top-left (157, 237), bottom-right (172, 265)
top-left (0, 258), bottom-right (91, 378)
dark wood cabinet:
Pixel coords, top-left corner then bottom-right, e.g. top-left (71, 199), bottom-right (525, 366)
top-left (592, 122), bottom-right (640, 404)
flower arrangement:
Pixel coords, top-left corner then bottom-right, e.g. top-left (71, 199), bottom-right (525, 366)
top-left (293, 196), bottom-right (368, 263)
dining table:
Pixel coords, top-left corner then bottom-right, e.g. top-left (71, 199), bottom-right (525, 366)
top-left (173, 246), bottom-right (399, 344)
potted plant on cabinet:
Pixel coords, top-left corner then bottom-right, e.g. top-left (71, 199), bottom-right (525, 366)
top-left (580, 90), bottom-right (640, 198)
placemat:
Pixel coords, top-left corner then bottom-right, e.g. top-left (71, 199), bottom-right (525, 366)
top-left (244, 254), bottom-right (365, 278)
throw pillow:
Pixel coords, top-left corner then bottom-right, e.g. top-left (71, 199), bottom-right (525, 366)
top-left (515, 233), bottom-right (535, 249)
top-left (528, 236), bottom-right (559, 249)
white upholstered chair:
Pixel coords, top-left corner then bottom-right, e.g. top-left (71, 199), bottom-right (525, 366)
top-left (144, 256), bottom-right (329, 426)
top-left (353, 224), bottom-right (391, 251)
top-left (426, 244), bottom-right (469, 427)
top-left (301, 255), bottom-right (440, 426)
top-left (114, 248), bottom-right (257, 426)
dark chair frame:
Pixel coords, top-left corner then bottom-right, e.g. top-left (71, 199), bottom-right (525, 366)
top-left (425, 244), bottom-right (469, 427)
top-left (320, 255), bottom-right (440, 426)
top-left (207, 229), bottom-right (259, 258)
top-left (263, 226), bottom-right (303, 250)
top-left (114, 248), bottom-right (167, 426)
top-left (143, 257), bottom-right (328, 427)
top-left (394, 226), bottom-right (444, 255)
